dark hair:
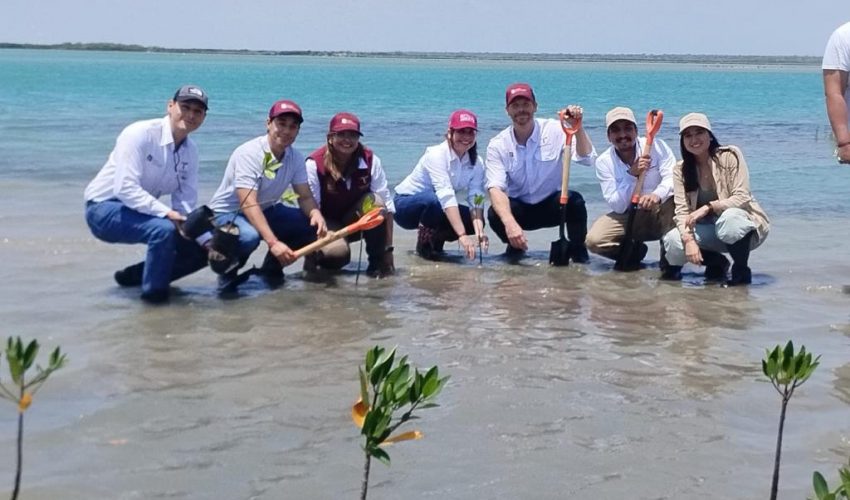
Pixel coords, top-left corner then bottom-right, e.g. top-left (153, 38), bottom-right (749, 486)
top-left (325, 140), bottom-right (365, 178)
top-left (680, 129), bottom-right (721, 192)
top-left (447, 130), bottom-right (478, 165)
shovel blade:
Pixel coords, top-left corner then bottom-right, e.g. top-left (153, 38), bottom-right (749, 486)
top-left (549, 238), bottom-right (571, 266)
top-left (613, 238), bottom-right (644, 272)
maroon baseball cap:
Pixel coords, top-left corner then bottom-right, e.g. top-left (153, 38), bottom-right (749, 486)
top-left (505, 83), bottom-right (535, 106)
top-left (329, 112), bottom-right (362, 135)
top-left (448, 109), bottom-right (478, 130)
top-left (268, 100), bottom-right (303, 123)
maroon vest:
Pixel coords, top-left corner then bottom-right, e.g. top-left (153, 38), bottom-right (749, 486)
top-left (308, 146), bottom-right (374, 221)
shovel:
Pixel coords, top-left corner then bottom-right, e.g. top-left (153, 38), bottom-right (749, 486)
top-left (293, 207), bottom-right (385, 259)
top-left (549, 110), bottom-right (582, 266)
top-left (613, 109), bottom-right (664, 271)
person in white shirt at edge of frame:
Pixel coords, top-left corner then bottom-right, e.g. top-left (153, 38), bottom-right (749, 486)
top-left (84, 85), bottom-right (210, 304)
top-left (304, 112), bottom-right (395, 278)
top-left (206, 99), bottom-right (327, 292)
top-left (585, 106), bottom-right (677, 271)
top-left (394, 109), bottom-right (489, 261)
top-left (823, 21), bottom-right (850, 164)
top-left (484, 82), bottom-right (597, 261)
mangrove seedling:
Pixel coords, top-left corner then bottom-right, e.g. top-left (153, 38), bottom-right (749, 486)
top-left (0, 337), bottom-right (67, 500)
top-left (352, 345), bottom-right (448, 500)
top-left (811, 459), bottom-right (850, 500)
top-left (473, 194), bottom-right (486, 265)
top-left (762, 340), bottom-right (819, 500)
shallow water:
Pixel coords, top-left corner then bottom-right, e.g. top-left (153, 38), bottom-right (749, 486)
top-left (2, 50), bottom-right (850, 499)
top-left (2, 180), bottom-right (850, 499)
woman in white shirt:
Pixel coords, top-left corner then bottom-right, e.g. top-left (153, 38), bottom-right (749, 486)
top-left (394, 110), bottom-right (488, 260)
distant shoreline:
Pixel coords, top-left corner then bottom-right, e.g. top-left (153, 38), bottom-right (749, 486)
top-left (0, 42), bottom-right (821, 67)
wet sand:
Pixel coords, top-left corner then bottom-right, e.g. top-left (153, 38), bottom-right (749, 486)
top-left (1, 182), bottom-right (849, 499)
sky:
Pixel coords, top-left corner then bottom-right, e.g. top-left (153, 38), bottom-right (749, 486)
top-left (3, 0), bottom-right (846, 56)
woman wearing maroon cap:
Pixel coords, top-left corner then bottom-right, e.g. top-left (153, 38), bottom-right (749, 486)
top-left (394, 109), bottom-right (488, 260)
top-left (304, 112), bottom-right (395, 278)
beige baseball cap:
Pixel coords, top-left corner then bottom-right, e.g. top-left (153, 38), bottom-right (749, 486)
top-left (678, 113), bottom-right (712, 133)
top-left (605, 107), bottom-right (636, 129)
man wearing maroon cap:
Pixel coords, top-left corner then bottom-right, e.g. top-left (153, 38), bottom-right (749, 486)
top-left (485, 83), bottom-right (597, 261)
top-left (305, 112), bottom-right (396, 277)
top-left (207, 99), bottom-right (327, 292)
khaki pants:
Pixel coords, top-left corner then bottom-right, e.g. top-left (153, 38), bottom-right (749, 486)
top-left (586, 198), bottom-right (675, 260)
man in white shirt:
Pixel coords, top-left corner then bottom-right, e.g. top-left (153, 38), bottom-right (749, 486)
top-left (84, 85), bottom-right (210, 304)
top-left (207, 99), bottom-right (327, 291)
top-left (823, 21), bottom-right (850, 164)
top-left (586, 107), bottom-right (675, 269)
top-left (485, 83), bottom-right (596, 261)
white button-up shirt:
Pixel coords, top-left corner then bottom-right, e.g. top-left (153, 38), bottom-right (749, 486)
top-left (485, 118), bottom-right (596, 204)
top-left (394, 140), bottom-right (485, 209)
top-left (305, 152), bottom-right (396, 213)
top-left (84, 116), bottom-right (199, 217)
top-left (208, 135), bottom-right (307, 213)
top-left (594, 137), bottom-right (676, 214)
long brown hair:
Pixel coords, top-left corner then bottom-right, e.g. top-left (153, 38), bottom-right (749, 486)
top-left (324, 139), bottom-right (364, 180)
top-left (680, 129), bottom-right (720, 192)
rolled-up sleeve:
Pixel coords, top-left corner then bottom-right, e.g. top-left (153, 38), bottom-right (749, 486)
top-left (651, 139), bottom-right (676, 202)
top-left (485, 141), bottom-right (508, 192)
top-left (305, 158), bottom-right (321, 207)
top-left (370, 156), bottom-right (395, 213)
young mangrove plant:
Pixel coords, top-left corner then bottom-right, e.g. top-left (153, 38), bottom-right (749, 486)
top-left (762, 340), bottom-right (819, 500)
top-left (0, 336), bottom-right (67, 500)
top-left (352, 345), bottom-right (448, 500)
top-left (812, 459), bottom-right (850, 500)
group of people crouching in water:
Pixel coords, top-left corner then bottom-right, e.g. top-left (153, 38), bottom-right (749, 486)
top-left (83, 83), bottom-right (769, 303)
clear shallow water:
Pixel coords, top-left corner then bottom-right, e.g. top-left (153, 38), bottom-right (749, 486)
top-left (1, 50), bottom-right (849, 499)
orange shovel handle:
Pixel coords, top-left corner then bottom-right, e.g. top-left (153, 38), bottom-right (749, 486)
top-left (293, 207), bottom-right (385, 258)
top-left (629, 109), bottom-right (664, 205)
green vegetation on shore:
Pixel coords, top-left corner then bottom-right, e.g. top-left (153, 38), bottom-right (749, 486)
top-left (0, 42), bottom-right (821, 66)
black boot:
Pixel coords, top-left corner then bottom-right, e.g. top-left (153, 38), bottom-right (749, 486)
top-left (660, 265), bottom-right (682, 281)
top-left (114, 262), bottom-right (145, 287)
top-left (726, 232), bottom-right (754, 286)
top-left (702, 250), bottom-right (730, 282)
top-left (258, 251), bottom-right (284, 288)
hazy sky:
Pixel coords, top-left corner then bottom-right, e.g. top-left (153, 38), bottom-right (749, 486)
top-left (3, 0), bottom-right (846, 56)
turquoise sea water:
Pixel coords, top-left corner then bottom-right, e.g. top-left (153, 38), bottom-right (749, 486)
top-left (3, 49), bottom-right (850, 499)
top-left (0, 49), bottom-right (844, 217)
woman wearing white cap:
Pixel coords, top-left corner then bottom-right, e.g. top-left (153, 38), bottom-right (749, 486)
top-left (661, 113), bottom-right (769, 285)
top-left (394, 109), bottom-right (489, 260)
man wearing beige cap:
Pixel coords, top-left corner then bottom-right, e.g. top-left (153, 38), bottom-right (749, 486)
top-left (823, 22), bottom-right (850, 164)
top-left (485, 83), bottom-right (596, 261)
top-left (586, 106), bottom-right (676, 269)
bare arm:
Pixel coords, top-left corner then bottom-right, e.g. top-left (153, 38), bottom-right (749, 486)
top-left (824, 69), bottom-right (850, 162)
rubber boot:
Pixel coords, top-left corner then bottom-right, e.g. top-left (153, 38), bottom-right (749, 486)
top-left (114, 262), bottom-right (145, 287)
top-left (702, 250), bottom-right (730, 282)
top-left (726, 231), bottom-right (753, 286)
top-left (566, 222), bottom-right (589, 264)
top-left (258, 251), bottom-right (284, 288)
top-left (416, 224), bottom-right (439, 260)
top-left (660, 265), bottom-right (682, 281)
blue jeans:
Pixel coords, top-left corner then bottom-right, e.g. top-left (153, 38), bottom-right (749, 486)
top-left (662, 208), bottom-right (763, 266)
top-left (394, 191), bottom-right (475, 237)
top-left (214, 204), bottom-right (316, 267)
top-left (85, 200), bottom-right (206, 294)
